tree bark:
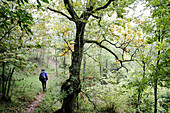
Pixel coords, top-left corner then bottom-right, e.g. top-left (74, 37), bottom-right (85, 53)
top-left (56, 22), bottom-right (86, 113)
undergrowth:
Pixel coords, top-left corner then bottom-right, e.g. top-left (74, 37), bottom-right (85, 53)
top-left (34, 73), bottom-right (66, 112)
top-left (0, 59), bottom-right (56, 112)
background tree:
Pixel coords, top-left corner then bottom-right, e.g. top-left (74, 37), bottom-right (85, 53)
top-left (144, 0), bottom-right (170, 112)
top-left (0, 0), bottom-right (50, 102)
top-left (0, 0), bottom-right (34, 101)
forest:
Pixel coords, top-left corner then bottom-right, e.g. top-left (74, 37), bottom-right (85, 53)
top-left (0, 0), bottom-right (170, 113)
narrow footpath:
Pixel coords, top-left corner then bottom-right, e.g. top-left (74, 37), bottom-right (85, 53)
top-left (25, 59), bottom-right (56, 113)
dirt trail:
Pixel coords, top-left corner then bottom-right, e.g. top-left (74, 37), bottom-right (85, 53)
top-left (25, 59), bottom-right (56, 113)
top-left (48, 58), bottom-right (56, 67)
top-left (25, 93), bottom-right (45, 113)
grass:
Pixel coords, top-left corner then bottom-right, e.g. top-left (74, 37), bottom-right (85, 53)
top-left (0, 60), bottom-right (57, 112)
top-left (34, 73), bottom-right (66, 112)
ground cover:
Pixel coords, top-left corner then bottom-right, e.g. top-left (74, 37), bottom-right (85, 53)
top-left (0, 60), bottom-right (56, 112)
top-left (33, 74), bottom-right (66, 112)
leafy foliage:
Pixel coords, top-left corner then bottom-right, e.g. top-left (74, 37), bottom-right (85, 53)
top-left (0, 0), bottom-right (169, 112)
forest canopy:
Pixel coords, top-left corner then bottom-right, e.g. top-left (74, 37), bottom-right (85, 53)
top-left (0, 0), bottom-right (169, 113)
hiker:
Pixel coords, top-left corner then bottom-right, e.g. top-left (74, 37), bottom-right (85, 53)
top-left (39, 68), bottom-right (48, 91)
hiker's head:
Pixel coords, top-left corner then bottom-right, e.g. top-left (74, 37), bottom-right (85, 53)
top-left (42, 68), bottom-right (45, 71)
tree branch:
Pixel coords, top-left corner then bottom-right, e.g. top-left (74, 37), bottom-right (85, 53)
top-left (0, 24), bottom-right (17, 41)
top-left (84, 39), bottom-right (133, 72)
top-left (86, 53), bottom-right (100, 64)
top-left (91, 14), bottom-right (102, 27)
top-left (47, 7), bottom-right (73, 21)
top-left (63, 35), bottom-right (73, 53)
top-left (100, 39), bottom-right (120, 49)
top-left (84, 39), bottom-right (119, 60)
top-left (64, 0), bottom-right (78, 20)
top-left (80, 0), bottom-right (114, 24)
top-left (81, 90), bottom-right (97, 111)
top-left (94, 0), bottom-right (115, 12)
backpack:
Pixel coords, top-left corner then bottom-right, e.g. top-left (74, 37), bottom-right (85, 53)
top-left (40, 72), bottom-right (46, 81)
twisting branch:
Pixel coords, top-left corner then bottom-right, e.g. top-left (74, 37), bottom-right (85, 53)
top-left (84, 39), bottom-right (132, 72)
top-left (130, 46), bottom-right (140, 59)
top-left (93, 0), bottom-right (115, 12)
top-left (80, 0), bottom-right (114, 25)
top-left (47, 7), bottom-right (74, 21)
top-left (100, 39), bottom-right (119, 48)
top-left (59, 33), bottom-right (74, 56)
top-left (63, 37), bottom-right (73, 53)
top-left (86, 53), bottom-right (100, 64)
top-left (91, 14), bottom-right (100, 19)
top-left (64, 0), bottom-right (78, 20)
top-left (91, 14), bottom-right (102, 27)
top-left (0, 24), bottom-right (17, 41)
top-left (81, 90), bottom-right (97, 111)
top-left (84, 39), bottom-right (119, 60)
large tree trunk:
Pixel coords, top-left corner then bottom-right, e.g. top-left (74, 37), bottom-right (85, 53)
top-left (56, 22), bottom-right (86, 113)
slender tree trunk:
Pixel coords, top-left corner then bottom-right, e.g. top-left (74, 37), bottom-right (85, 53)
top-left (56, 22), bottom-right (86, 113)
top-left (63, 56), bottom-right (66, 74)
top-left (36, 49), bottom-right (39, 59)
top-left (5, 68), bottom-right (11, 94)
top-left (1, 62), bottom-right (6, 101)
top-left (154, 79), bottom-right (158, 113)
top-left (99, 48), bottom-right (102, 77)
top-left (55, 48), bottom-right (58, 75)
top-left (47, 50), bottom-right (49, 68)
top-left (83, 55), bottom-right (86, 76)
top-left (7, 67), bottom-right (15, 97)
top-left (154, 29), bottom-right (161, 113)
top-left (105, 59), bottom-right (108, 78)
top-left (42, 49), bottom-right (45, 66)
top-left (1, 63), bottom-right (15, 101)
top-left (83, 54), bottom-right (86, 84)
top-left (154, 52), bottom-right (160, 113)
top-left (136, 61), bottom-right (146, 112)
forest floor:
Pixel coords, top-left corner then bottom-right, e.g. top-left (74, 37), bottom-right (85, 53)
top-left (25, 59), bottom-right (57, 113)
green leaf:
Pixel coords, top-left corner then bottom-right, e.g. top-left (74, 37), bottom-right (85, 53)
top-left (24, 0), bottom-right (28, 3)
top-left (66, 4), bottom-right (69, 9)
top-left (42, 0), bottom-right (49, 3)
top-left (117, 10), bottom-right (123, 18)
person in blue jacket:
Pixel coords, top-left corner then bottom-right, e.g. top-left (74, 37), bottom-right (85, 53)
top-left (39, 68), bottom-right (48, 91)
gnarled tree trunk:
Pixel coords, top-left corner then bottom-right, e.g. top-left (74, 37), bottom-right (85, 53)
top-left (48, 1), bottom-right (115, 112)
top-left (55, 22), bottom-right (86, 113)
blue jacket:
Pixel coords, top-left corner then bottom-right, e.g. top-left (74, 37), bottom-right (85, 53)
top-left (39, 71), bottom-right (48, 82)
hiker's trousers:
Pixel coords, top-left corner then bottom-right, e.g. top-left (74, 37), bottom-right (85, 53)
top-left (41, 81), bottom-right (46, 91)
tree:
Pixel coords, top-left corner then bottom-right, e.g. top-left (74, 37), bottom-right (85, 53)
top-left (44, 0), bottom-right (149, 112)
top-left (0, 0), bottom-right (49, 102)
top-left (143, 0), bottom-right (170, 112)
top-left (0, 0), bottom-right (34, 101)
